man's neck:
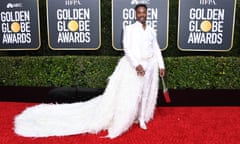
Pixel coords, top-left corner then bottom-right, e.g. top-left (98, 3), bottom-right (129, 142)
top-left (142, 23), bottom-right (146, 30)
top-left (136, 20), bottom-right (146, 30)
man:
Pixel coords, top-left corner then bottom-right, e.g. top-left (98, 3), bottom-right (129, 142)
top-left (123, 4), bottom-right (165, 130)
top-left (14, 3), bottom-right (165, 139)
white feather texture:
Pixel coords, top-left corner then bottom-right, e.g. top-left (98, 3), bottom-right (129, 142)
top-left (14, 56), bottom-right (159, 139)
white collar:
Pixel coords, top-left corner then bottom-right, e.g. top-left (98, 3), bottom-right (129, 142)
top-left (135, 21), bottom-right (147, 30)
top-left (135, 21), bottom-right (143, 26)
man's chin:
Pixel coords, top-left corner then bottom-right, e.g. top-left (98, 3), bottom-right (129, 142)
top-left (139, 20), bottom-right (146, 24)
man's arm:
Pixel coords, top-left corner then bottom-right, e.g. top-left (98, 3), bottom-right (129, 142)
top-left (123, 26), bottom-right (139, 68)
top-left (152, 32), bottom-right (165, 77)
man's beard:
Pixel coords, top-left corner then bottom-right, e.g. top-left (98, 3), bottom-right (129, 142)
top-left (138, 17), bottom-right (146, 24)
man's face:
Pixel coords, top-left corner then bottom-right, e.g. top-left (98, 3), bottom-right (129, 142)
top-left (136, 6), bottom-right (147, 24)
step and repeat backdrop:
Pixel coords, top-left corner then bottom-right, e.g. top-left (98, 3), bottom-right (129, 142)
top-left (0, 0), bottom-right (41, 50)
top-left (0, 0), bottom-right (237, 52)
top-left (178, 0), bottom-right (237, 51)
top-left (47, 0), bottom-right (101, 50)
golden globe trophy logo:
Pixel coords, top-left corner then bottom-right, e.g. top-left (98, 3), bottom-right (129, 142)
top-left (0, 0), bottom-right (40, 50)
top-left (56, 8), bottom-right (91, 43)
top-left (178, 0), bottom-right (237, 51)
top-left (47, 0), bottom-right (101, 50)
top-left (1, 9), bottom-right (31, 44)
top-left (188, 8), bottom-right (224, 45)
top-left (112, 0), bottom-right (169, 50)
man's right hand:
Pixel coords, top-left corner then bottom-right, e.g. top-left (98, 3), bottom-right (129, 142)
top-left (136, 65), bottom-right (145, 76)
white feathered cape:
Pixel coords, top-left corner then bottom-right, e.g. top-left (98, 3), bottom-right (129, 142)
top-left (14, 56), bottom-right (159, 139)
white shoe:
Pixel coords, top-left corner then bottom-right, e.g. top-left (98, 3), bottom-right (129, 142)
top-left (139, 120), bottom-right (147, 130)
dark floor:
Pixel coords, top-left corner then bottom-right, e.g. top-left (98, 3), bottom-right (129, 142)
top-left (0, 86), bottom-right (240, 106)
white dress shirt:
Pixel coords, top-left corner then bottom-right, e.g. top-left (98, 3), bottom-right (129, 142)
top-left (123, 21), bottom-right (165, 70)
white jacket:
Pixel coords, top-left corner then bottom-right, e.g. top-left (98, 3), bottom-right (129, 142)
top-left (123, 21), bottom-right (165, 69)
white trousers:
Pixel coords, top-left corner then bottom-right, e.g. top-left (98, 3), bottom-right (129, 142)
top-left (139, 58), bottom-right (155, 122)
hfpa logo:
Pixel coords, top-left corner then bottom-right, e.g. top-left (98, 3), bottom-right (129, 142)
top-left (131, 0), bottom-right (150, 5)
top-left (200, 0), bottom-right (216, 5)
top-left (6, 3), bottom-right (23, 8)
top-left (65, 0), bottom-right (81, 6)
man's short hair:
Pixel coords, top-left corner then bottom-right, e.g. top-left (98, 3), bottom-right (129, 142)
top-left (134, 4), bottom-right (147, 11)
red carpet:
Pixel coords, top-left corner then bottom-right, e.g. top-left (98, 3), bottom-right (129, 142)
top-left (0, 102), bottom-right (240, 144)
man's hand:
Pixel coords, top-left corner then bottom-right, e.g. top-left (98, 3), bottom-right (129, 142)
top-left (136, 64), bottom-right (145, 76)
top-left (160, 69), bottom-right (165, 77)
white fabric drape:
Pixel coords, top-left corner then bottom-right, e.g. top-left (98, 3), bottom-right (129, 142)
top-left (14, 56), bottom-right (159, 139)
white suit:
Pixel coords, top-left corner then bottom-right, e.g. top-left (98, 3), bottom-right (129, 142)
top-left (123, 21), bottom-right (165, 127)
top-left (14, 21), bottom-right (165, 139)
